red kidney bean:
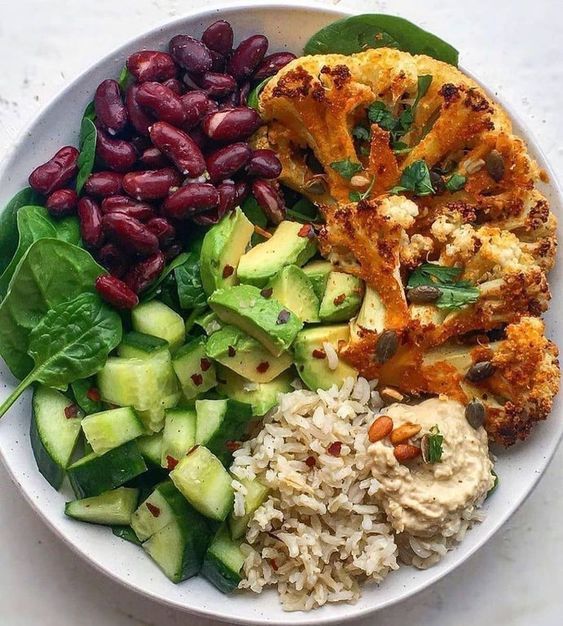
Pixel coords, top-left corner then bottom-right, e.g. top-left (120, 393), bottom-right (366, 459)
top-left (29, 146), bottom-right (79, 195)
top-left (96, 274), bottom-right (139, 309)
top-left (189, 125), bottom-right (210, 152)
top-left (84, 171), bottom-right (123, 197)
top-left (77, 197), bottom-right (104, 248)
top-left (163, 183), bottom-right (219, 219)
top-left (126, 51), bottom-right (177, 83)
top-left (136, 82), bottom-right (186, 126)
top-left (209, 49), bottom-right (226, 73)
top-left (202, 20), bottom-right (233, 56)
top-left (221, 88), bottom-right (240, 109)
top-left (162, 77), bottom-right (185, 96)
top-left (247, 149), bottom-right (282, 179)
top-left (217, 180), bottom-right (237, 214)
top-left (95, 128), bottom-right (137, 172)
top-left (252, 179), bottom-right (286, 224)
top-left (140, 146), bottom-right (169, 168)
top-left (101, 195), bottom-right (155, 221)
top-left (97, 242), bottom-right (129, 277)
top-left (254, 52), bottom-right (297, 80)
top-left (102, 212), bottom-right (159, 255)
top-left (94, 79), bottom-right (128, 135)
top-left (146, 216), bottom-right (176, 247)
top-left (206, 142), bottom-right (252, 182)
top-left (124, 251), bottom-right (165, 293)
top-left (239, 82), bottom-right (250, 106)
top-left (192, 210), bottom-right (221, 226)
top-left (180, 91), bottom-right (214, 128)
top-left (129, 135), bottom-right (150, 156)
top-left (228, 35), bottom-right (268, 81)
top-left (149, 121), bottom-right (206, 177)
top-left (202, 107), bottom-right (262, 142)
top-left (126, 84), bottom-right (154, 136)
top-left (169, 35), bottom-right (212, 74)
top-left (46, 188), bottom-right (78, 217)
top-left (200, 72), bottom-right (237, 98)
top-left (122, 167), bottom-right (182, 201)
top-left (234, 180), bottom-right (249, 205)
top-left (164, 242), bottom-right (183, 261)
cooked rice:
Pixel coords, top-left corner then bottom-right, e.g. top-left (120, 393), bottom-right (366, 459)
top-left (231, 377), bottom-right (488, 611)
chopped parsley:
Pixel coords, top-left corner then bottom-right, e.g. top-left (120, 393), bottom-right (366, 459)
top-left (390, 160), bottom-right (435, 196)
top-left (425, 425), bottom-right (444, 463)
top-left (330, 158), bottom-right (363, 180)
top-left (445, 173), bottom-right (467, 192)
top-left (408, 263), bottom-right (480, 310)
top-left (352, 125), bottom-right (371, 142)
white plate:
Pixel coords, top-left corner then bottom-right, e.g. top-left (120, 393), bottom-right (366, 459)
top-left (0, 2), bottom-right (561, 624)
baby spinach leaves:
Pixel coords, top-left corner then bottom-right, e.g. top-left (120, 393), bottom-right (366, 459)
top-left (391, 160), bottom-right (435, 196)
top-left (71, 378), bottom-right (104, 414)
top-left (0, 292), bottom-right (122, 418)
top-left (248, 77), bottom-right (272, 110)
top-left (408, 263), bottom-right (479, 310)
top-left (76, 116), bottom-right (97, 195)
top-left (175, 252), bottom-right (207, 311)
top-left (330, 158), bottom-right (362, 179)
top-left (304, 14), bottom-right (459, 66)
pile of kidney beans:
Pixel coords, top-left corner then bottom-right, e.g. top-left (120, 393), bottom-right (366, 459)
top-left (27, 20), bottom-right (296, 309)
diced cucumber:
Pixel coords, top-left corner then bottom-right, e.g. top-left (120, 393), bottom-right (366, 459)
top-left (137, 433), bottom-right (163, 468)
top-left (112, 525), bottom-right (142, 546)
top-left (194, 310), bottom-right (223, 335)
top-left (131, 480), bottom-right (186, 541)
top-left (132, 301), bottom-right (185, 350)
top-left (67, 441), bottom-right (147, 498)
top-left (201, 524), bottom-right (245, 593)
top-left (195, 399), bottom-right (253, 465)
top-left (30, 385), bottom-right (83, 490)
top-left (71, 378), bottom-right (103, 414)
top-left (118, 331), bottom-right (169, 359)
top-left (170, 446), bottom-right (234, 521)
top-left (229, 478), bottom-right (269, 539)
top-left (65, 487), bottom-right (139, 525)
top-left (81, 407), bottom-right (145, 455)
top-left (160, 408), bottom-right (197, 469)
top-left (172, 337), bottom-right (217, 400)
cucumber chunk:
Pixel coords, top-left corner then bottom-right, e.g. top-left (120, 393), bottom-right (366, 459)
top-left (67, 441), bottom-right (147, 498)
top-left (137, 433), bottom-right (163, 468)
top-left (132, 301), bottom-right (185, 350)
top-left (170, 446), bottom-right (234, 521)
top-left (81, 406), bottom-right (145, 455)
top-left (65, 487), bottom-right (139, 525)
top-left (131, 480), bottom-right (186, 541)
top-left (172, 337), bottom-right (217, 400)
top-left (229, 478), bottom-right (269, 539)
top-left (118, 331), bottom-right (169, 359)
top-left (112, 525), bottom-right (142, 546)
top-left (195, 399), bottom-right (253, 465)
top-left (160, 408), bottom-right (197, 469)
top-left (31, 385), bottom-right (83, 490)
top-left (201, 524), bottom-right (245, 593)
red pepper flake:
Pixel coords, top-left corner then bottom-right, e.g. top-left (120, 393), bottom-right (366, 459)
top-left (166, 455), bottom-right (178, 470)
top-left (268, 558), bottom-right (279, 571)
top-left (298, 223), bottom-right (315, 239)
top-left (227, 345), bottom-right (236, 357)
top-left (333, 293), bottom-right (346, 306)
top-left (276, 309), bottom-right (290, 325)
top-left (64, 404), bottom-right (79, 419)
top-left (191, 373), bottom-right (203, 386)
top-left (222, 265), bottom-right (234, 278)
top-left (305, 455), bottom-right (316, 468)
top-left (225, 440), bottom-right (241, 452)
top-left (146, 502), bottom-right (161, 517)
top-left (86, 387), bottom-right (101, 402)
top-left (312, 349), bottom-right (326, 359)
top-left (260, 287), bottom-right (273, 299)
top-left (200, 358), bottom-right (211, 372)
top-left (256, 361), bottom-right (270, 373)
top-left (327, 441), bottom-right (342, 456)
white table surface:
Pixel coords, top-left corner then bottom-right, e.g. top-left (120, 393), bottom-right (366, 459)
top-left (0, 0), bottom-right (562, 624)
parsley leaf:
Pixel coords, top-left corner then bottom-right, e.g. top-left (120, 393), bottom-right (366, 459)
top-left (390, 160), bottom-right (435, 196)
top-left (348, 176), bottom-right (375, 202)
top-left (367, 101), bottom-right (396, 131)
top-left (392, 141), bottom-right (412, 155)
top-left (330, 158), bottom-right (363, 180)
top-left (408, 262), bottom-right (480, 310)
top-left (352, 125), bottom-right (371, 141)
top-left (445, 173), bottom-right (467, 192)
top-left (425, 425), bottom-right (444, 463)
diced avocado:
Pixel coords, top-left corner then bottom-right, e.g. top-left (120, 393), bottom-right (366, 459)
top-left (209, 285), bottom-right (303, 356)
top-left (195, 399), bottom-right (253, 465)
top-left (293, 325), bottom-right (357, 391)
top-left (236, 220), bottom-right (317, 287)
top-left (318, 272), bottom-right (364, 323)
top-left (132, 301), bottom-right (185, 350)
top-left (206, 325), bottom-right (292, 383)
top-left (229, 477), bottom-right (269, 539)
top-left (81, 406), bottom-right (145, 455)
top-left (172, 337), bottom-right (217, 400)
top-left (160, 408), bottom-right (197, 470)
top-left (302, 260), bottom-right (332, 300)
top-left (201, 524), bottom-right (245, 593)
top-left (65, 488), bottom-right (139, 526)
top-left (267, 265), bottom-right (319, 323)
top-left (194, 310), bottom-right (223, 335)
top-left (352, 285), bottom-right (386, 336)
top-left (217, 366), bottom-right (293, 416)
top-left (200, 207), bottom-right (254, 296)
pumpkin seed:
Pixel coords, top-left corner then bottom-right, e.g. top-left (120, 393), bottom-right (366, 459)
top-left (406, 284), bottom-right (442, 303)
top-left (465, 360), bottom-right (495, 382)
top-left (465, 399), bottom-right (486, 429)
top-left (485, 149), bottom-right (505, 182)
top-left (380, 386), bottom-right (405, 405)
top-left (375, 330), bottom-right (399, 364)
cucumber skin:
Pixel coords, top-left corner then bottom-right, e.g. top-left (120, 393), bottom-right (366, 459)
top-left (204, 401), bottom-right (253, 466)
top-left (30, 413), bottom-right (64, 489)
top-left (201, 551), bottom-right (242, 593)
top-left (112, 525), bottom-right (142, 546)
top-left (68, 441), bottom-right (147, 498)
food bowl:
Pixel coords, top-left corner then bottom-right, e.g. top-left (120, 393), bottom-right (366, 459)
top-left (0, 2), bottom-right (561, 624)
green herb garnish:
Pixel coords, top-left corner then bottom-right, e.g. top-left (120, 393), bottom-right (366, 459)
top-left (330, 158), bottom-right (363, 180)
top-left (408, 263), bottom-right (480, 310)
top-left (352, 125), bottom-right (371, 142)
top-left (425, 425), bottom-right (444, 463)
top-left (445, 173), bottom-right (467, 192)
top-left (390, 160), bottom-right (435, 196)
top-left (487, 470), bottom-right (499, 498)
top-left (349, 176), bottom-right (375, 202)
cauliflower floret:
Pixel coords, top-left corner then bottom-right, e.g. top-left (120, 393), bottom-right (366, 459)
top-left (379, 196), bottom-right (419, 229)
top-left (443, 224), bottom-right (478, 262)
top-left (400, 233), bottom-right (434, 268)
top-left (431, 213), bottom-right (465, 242)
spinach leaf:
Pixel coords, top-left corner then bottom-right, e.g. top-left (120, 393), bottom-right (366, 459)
top-left (141, 252), bottom-right (190, 302)
top-left (247, 77), bottom-right (272, 110)
top-left (330, 158), bottom-right (363, 180)
top-left (175, 252), bottom-right (207, 310)
top-left (83, 101), bottom-right (96, 122)
top-left (0, 239), bottom-right (104, 379)
top-left (304, 14), bottom-right (459, 66)
top-left (0, 188), bottom-right (42, 274)
top-left (241, 195), bottom-right (267, 228)
top-left (71, 377), bottom-right (104, 414)
top-left (76, 117), bottom-right (97, 195)
top-left (0, 292), bottom-right (122, 418)
top-left (408, 263), bottom-right (479, 310)
top-left (390, 160), bottom-right (435, 196)
top-left (118, 66), bottom-right (133, 91)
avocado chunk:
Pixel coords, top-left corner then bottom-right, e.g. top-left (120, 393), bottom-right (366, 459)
top-left (302, 260), bottom-right (332, 300)
top-left (318, 272), bottom-right (364, 323)
top-left (172, 337), bottom-right (217, 400)
top-left (267, 265), bottom-right (320, 323)
top-left (206, 325), bottom-right (293, 383)
top-left (293, 325), bottom-right (358, 391)
top-left (194, 310), bottom-right (223, 336)
top-left (200, 208), bottom-right (254, 296)
top-left (208, 284), bottom-right (303, 356)
top-left (350, 285), bottom-right (386, 340)
top-left (236, 220), bottom-right (317, 287)
top-left (216, 366), bottom-right (294, 416)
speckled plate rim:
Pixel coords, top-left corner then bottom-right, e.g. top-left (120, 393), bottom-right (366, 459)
top-left (0, 2), bottom-right (561, 624)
